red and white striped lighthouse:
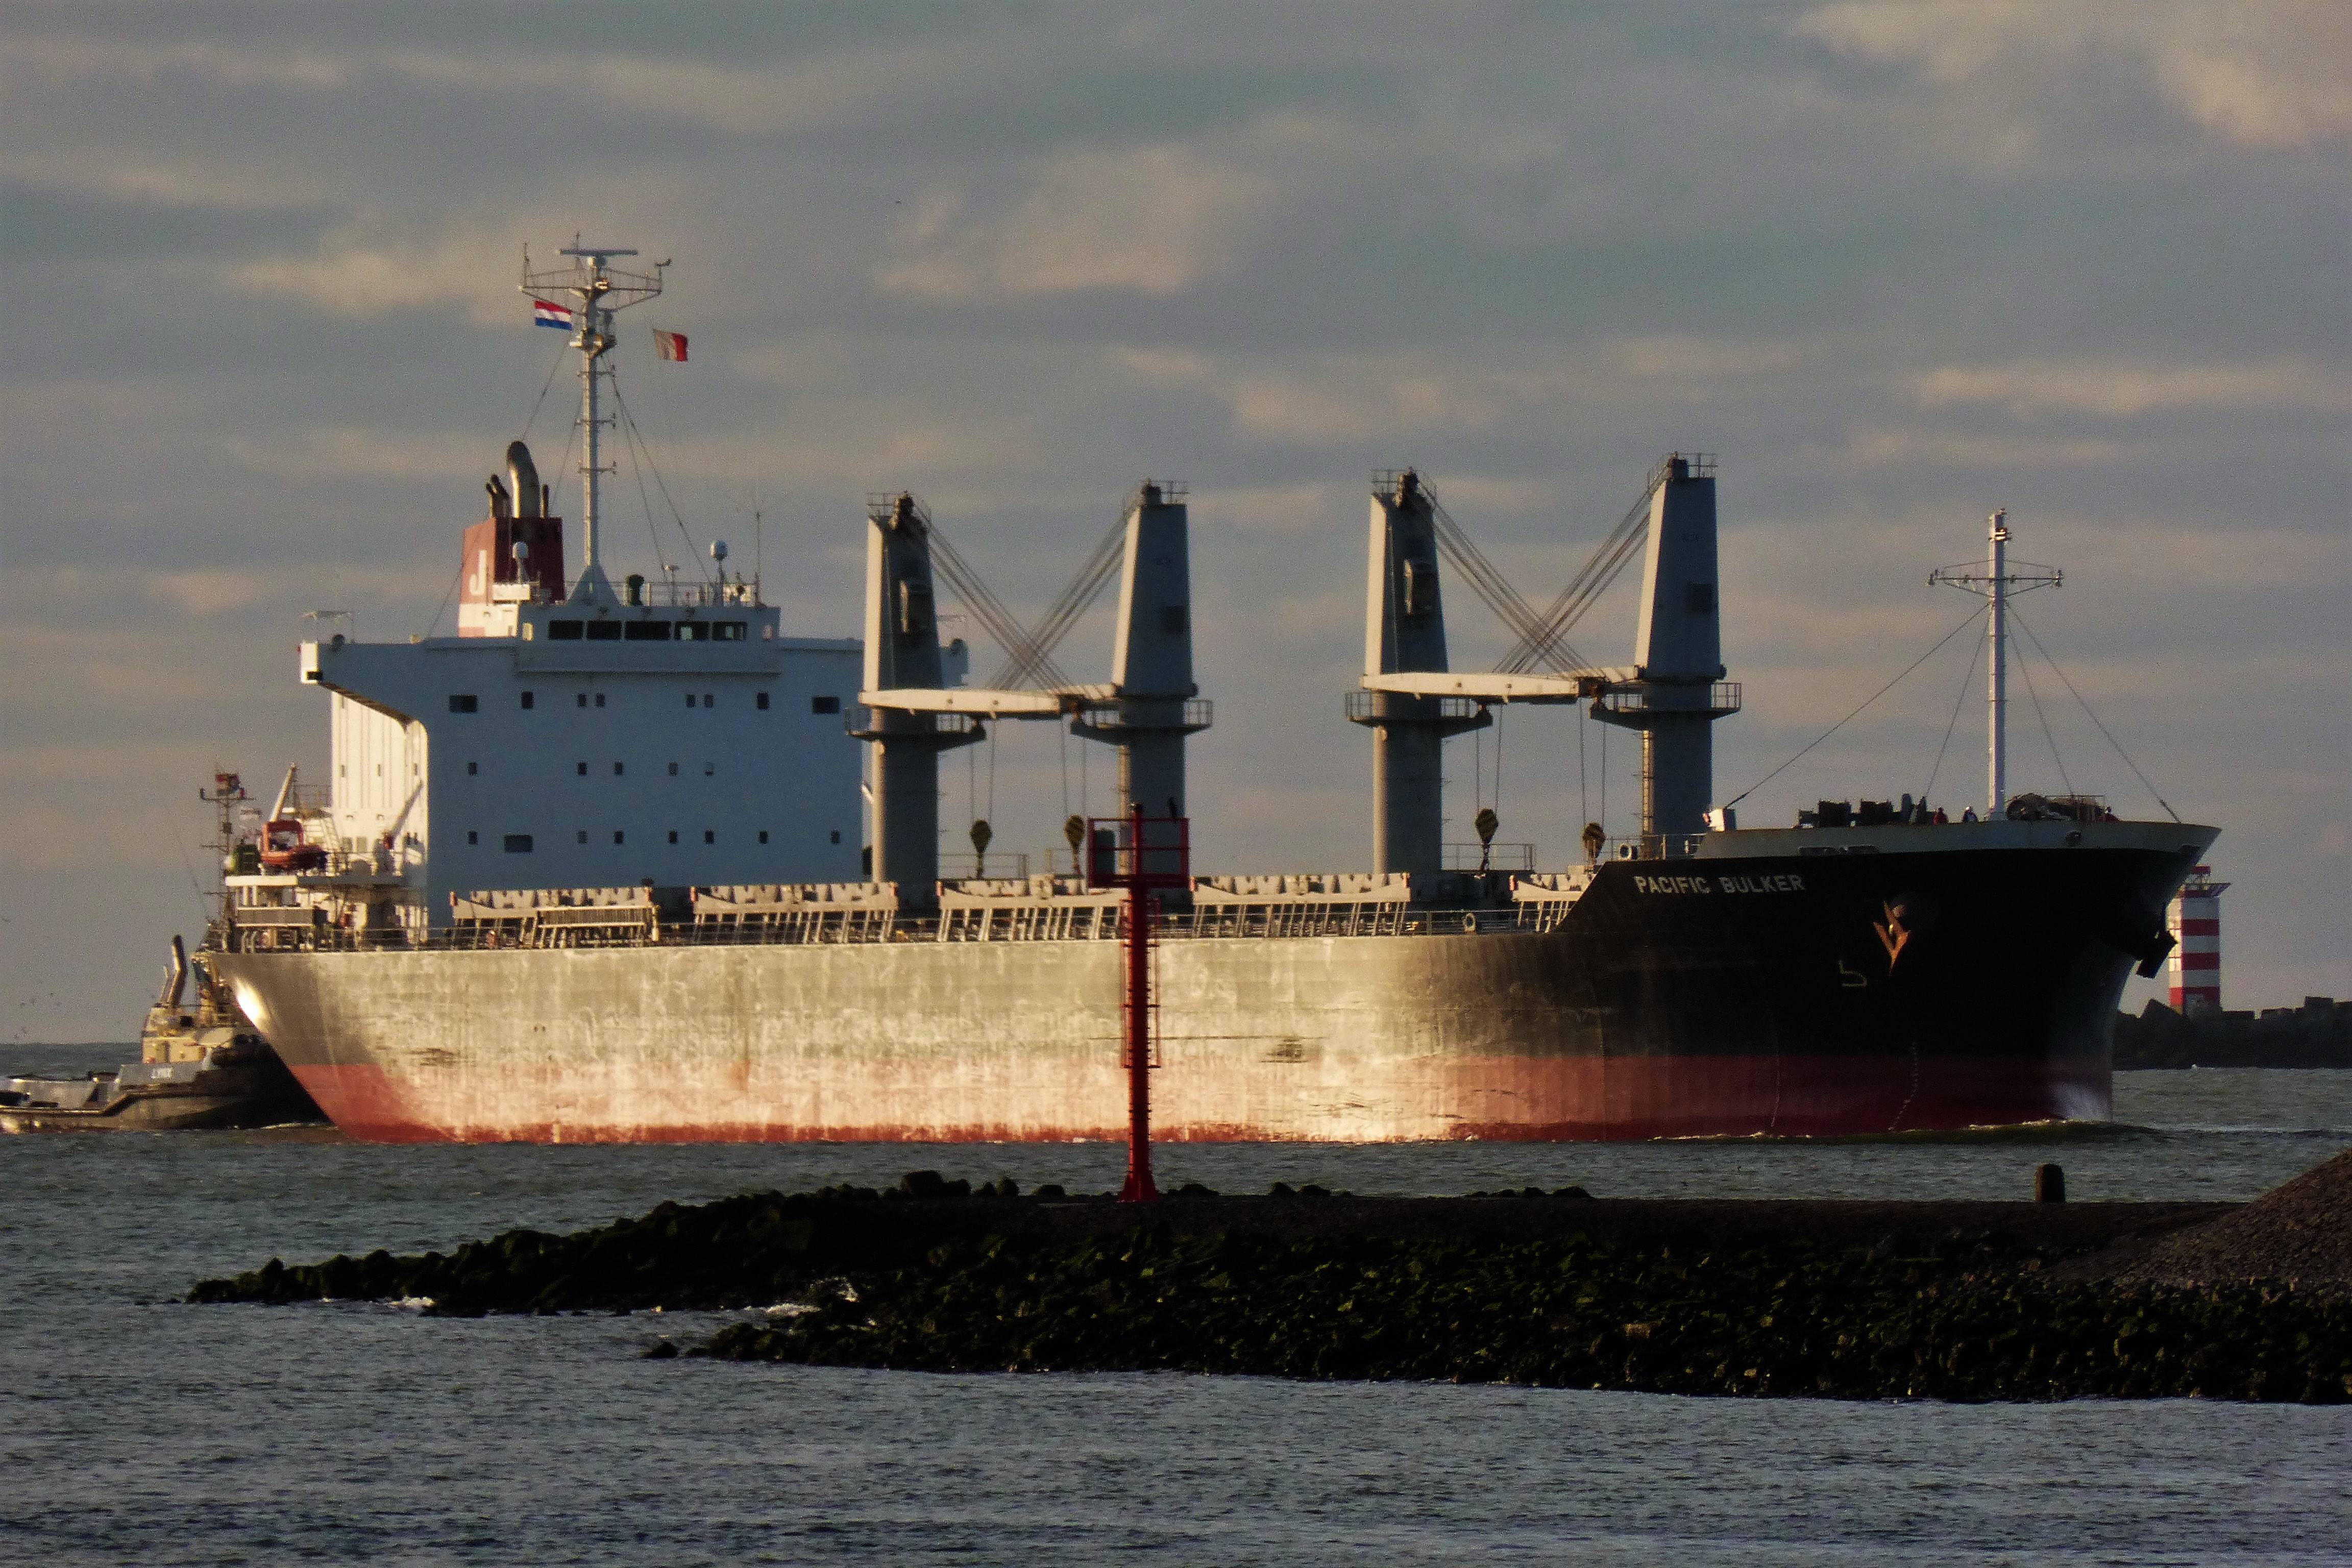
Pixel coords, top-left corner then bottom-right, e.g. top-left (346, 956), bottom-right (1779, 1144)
top-left (2166, 866), bottom-right (2228, 1015)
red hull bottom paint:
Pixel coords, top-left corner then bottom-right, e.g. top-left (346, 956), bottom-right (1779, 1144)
top-left (288, 1052), bottom-right (2111, 1145)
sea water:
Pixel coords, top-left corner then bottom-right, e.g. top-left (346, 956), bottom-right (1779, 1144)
top-left (3, 1054), bottom-right (2346, 1565)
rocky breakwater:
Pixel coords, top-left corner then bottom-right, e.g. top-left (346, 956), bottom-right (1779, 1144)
top-left (187, 1163), bottom-right (2352, 1403)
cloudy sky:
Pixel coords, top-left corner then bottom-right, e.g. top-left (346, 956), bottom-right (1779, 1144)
top-left (4, 2), bottom-right (2345, 1041)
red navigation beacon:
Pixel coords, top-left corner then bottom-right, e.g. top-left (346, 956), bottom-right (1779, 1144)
top-left (1085, 804), bottom-right (1191, 1203)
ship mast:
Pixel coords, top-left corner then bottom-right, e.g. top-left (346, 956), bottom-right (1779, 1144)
top-left (520, 240), bottom-right (666, 602)
top-left (1931, 509), bottom-right (2062, 816)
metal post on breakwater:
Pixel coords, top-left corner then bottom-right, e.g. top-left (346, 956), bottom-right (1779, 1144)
top-left (1089, 802), bottom-right (1190, 1203)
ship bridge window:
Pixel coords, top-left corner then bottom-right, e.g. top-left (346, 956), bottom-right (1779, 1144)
top-left (675, 621), bottom-right (706, 642)
top-left (547, 620), bottom-right (584, 641)
top-left (586, 621), bottom-right (621, 642)
top-left (504, 835), bottom-right (533, 853)
top-left (625, 620), bottom-right (672, 642)
top-left (716, 622), bottom-right (746, 641)
top-left (811, 695), bottom-right (840, 715)
top-left (448, 695), bottom-right (478, 713)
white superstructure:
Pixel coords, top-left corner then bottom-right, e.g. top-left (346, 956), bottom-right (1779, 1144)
top-left (300, 596), bottom-right (864, 918)
top-left (231, 239), bottom-right (868, 928)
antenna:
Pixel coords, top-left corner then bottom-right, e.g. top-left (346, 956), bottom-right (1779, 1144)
top-left (520, 240), bottom-right (666, 603)
top-left (1930, 509), bottom-right (2062, 816)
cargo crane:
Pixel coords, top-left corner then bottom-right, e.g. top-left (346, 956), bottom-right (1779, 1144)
top-left (1352, 455), bottom-right (1739, 867)
top-left (854, 481), bottom-right (1211, 898)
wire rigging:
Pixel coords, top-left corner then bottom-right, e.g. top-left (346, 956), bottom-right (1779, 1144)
top-left (922, 523), bottom-right (1068, 690)
top-left (1499, 476), bottom-right (1661, 675)
top-left (1422, 488), bottom-right (1598, 675)
top-left (995, 515), bottom-right (1127, 690)
top-left (2014, 645), bottom-right (2075, 798)
top-left (1723, 604), bottom-right (1985, 811)
top-left (2011, 606), bottom-right (2180, 822)
top-left (1920, 616), bottom-right (1985, 802)
top-left (517, 340), bottom-right (571, 446)
top-left (610, 377), bottom-right (708, 580)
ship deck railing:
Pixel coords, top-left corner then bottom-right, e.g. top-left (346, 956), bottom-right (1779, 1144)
top-left (219, 899), bottom-right (1572, 953)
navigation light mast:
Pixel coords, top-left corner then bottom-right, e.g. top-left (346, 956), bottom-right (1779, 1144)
top-left (520, 241), bottom-right (666, 603)
top-left (1930, 509), bottom-right (2063, 816)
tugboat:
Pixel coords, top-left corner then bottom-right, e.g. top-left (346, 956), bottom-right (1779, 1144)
top-left (2, 771), bottom-right (327, 1133)
top-left (1, 937), bottom-right (324, 1132)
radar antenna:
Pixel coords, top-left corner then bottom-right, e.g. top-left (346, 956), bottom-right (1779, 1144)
top-left (520, 239), bottom-right (666, 602)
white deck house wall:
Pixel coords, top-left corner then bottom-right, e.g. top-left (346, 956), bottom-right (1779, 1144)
top-left (303, 602), bottom-right (863, 919)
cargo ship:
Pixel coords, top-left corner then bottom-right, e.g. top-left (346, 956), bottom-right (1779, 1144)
top-left (204, 243), bottom-right (2213, 1143)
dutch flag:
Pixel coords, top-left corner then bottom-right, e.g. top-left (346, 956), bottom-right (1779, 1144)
top-left (532, 298), bottom-right (573, 330)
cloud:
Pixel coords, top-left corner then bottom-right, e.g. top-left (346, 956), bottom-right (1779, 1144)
top-left (1906, 357), bottom-right (2352, 420)
top-left (227, 427), bottom-right (491, 483)
top-left (220, 218), bottom-right (531, 321)
top-left (1106, 337), bottom-right (1808, 446)
top-left (1825, 426), bottom-right (2133, 471)
top-left (874, 144), bottom-right (1279, 302)
top-left (1795, 1), bottom-right (2352, 151)
top-left (0, 29), bottom-right (1000, 140)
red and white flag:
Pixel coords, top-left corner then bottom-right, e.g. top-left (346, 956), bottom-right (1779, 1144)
top-left (652, 329), bottom-right (688, 363)
top-left (531, 298), bottom-right (573, 330)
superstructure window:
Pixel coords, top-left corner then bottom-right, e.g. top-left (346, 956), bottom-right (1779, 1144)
top-left (758, 830), bottom-right (769, 844)
top-left (577, 762), bottom-right (587, 775)
top-left (504, 835), bottom-right (533, 853)
top-left (675, 621), bottom-right (705, 642)
top-left (683, 694), bottom-right (695, 709)
top-left (548, 621), bottom-right (584, 640)
top-left (830, 830), bottom-right (841, 844)
top-left (811, 696), bottom-right (840, 715)
top-left (613, 762), bottom-right (624, 776)
top-left (612, 831), bottom-right (624, 845)
top-left (625, 620), bottom-right (671, 641)
top-left (520, 691), bottom-right (535, 709)
top-left (668, 762), bottom-right (678, 776)
top-left (577, 694), bottom-right (589, 708)
top-left (702, 694), bottom-right (714, 708)
top-left (467, 762), bottom-right (478, 775)
top-left (716, 622), bottom-right (746, 641)
top-left (468, 831), bottom-right (478, 845)
top-left (586, 622), bottom-right (621, 642)
top-left (755, 692), bottom-right (770, 710)
top-left (576, 830), bottom-right (588, 845)
top-left (667, 830), bottom-right (678, 845)
top-left (703, 830), bottom-right (715, 845)
top-left (595, 693), bottom-right (605, 708)
top-left (448, 695), bottom-right (478, 713)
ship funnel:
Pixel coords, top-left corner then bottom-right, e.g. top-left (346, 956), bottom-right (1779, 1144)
top-left (854, 492), bottom-right (981, 900)
top-left (1593, 454), bottom-right (1739, 842)
top-left (507, 442), bottom-right (542, 519)
top-left (1349, 468), bottom-right (1488, 874)
top-left (268, 764), bottom-right (300, 821)
top-left (157, 935), bottom-right (189, 1010)
top-left (1073, 480), bottom-right (1210, 821)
